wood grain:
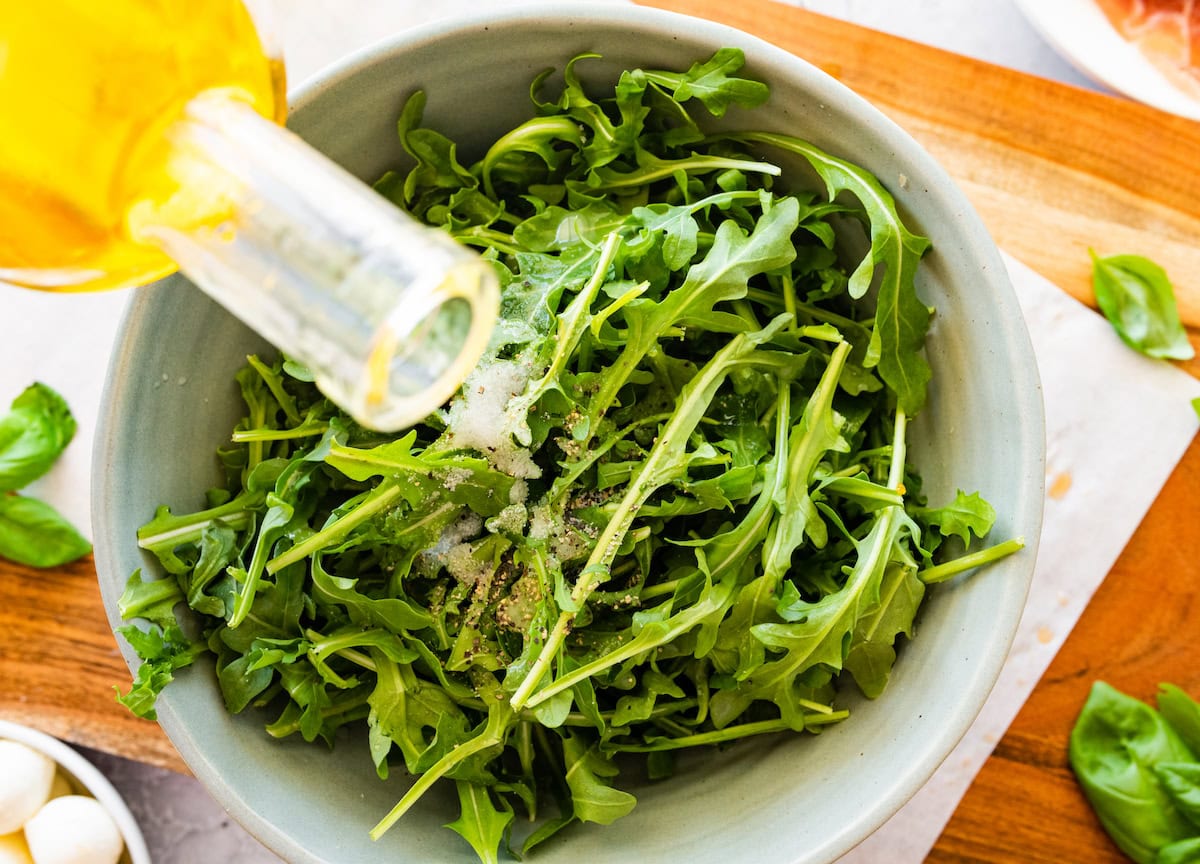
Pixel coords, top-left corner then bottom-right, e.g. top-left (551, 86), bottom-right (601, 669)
top-left (930, 435), bottom-right (1200, 864)
top-left (1, 0), bottom-right (1198, 857)
top-left (0, 555), bottom-right (183, 771)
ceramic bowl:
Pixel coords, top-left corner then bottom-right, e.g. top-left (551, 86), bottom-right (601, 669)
top-left (0, 720), bottom-right (151, 864)
top-left (92, 5), bottom-right (1044, 862)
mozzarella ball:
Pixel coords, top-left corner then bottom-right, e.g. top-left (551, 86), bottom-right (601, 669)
top-left (0, 833), bottom-right (33, 864)
top-left (0, 741), bottom-right (55, 834)
top-left (23, 796), bottom-right (123, 864)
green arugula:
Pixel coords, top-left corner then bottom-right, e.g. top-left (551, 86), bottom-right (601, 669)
top-left (117, 50), bottom-right (1019, 861)
top-left (0, 383), bottom-right (90, 568)
top-left (1090, 251), bottom-right (1194, 361)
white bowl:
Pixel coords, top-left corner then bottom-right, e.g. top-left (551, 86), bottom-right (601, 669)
top-left (0, 720), bottom-right (150, 864)
top-left (93, 5), bottom-right (1044, 863)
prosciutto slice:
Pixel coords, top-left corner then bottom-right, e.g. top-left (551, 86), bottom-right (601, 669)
top-left (1094, 0), bottom-right (1200, 95)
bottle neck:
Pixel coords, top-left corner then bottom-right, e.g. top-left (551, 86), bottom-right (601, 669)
top-left (131, 91), bottom-right (498, 431)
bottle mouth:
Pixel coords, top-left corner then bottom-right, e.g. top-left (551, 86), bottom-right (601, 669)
top-left (346, 257), bottom-right (499, 431)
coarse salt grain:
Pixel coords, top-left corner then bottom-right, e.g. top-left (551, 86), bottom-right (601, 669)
top-left (444, 359), bottom-right (541, 479)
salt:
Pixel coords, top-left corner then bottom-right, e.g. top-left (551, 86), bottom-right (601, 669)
top-left (443, 358), bottom-right (542, 479)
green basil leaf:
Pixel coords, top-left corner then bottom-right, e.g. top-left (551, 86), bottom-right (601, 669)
top-left (1156, 762), bottom-right (1200, 830)
top-left (1091, 252), bottom-right (1194, 360)
top-left (1070, 681), bottom-right (1196, 863)
top-left (1157, 836), bottom-right (1200, 864)
top-left (0, 494), bottom-right (90, 568)
top-left (1159, 684), bottom-right (1200, 756)
top-left (0, 382), bottom-right (76, 492)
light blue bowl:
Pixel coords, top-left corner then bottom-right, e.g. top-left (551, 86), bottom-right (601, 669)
top-left (93, 5), bottom-right (1044, 863)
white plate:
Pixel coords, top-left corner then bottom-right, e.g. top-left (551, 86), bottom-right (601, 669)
top-left (1013, 0), bottom-right (1200, 120)
top-left (0, 720), bottom-right (151, 864)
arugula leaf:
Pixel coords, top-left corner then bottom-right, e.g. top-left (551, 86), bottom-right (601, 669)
top-left (445, 782), bottom-right (513, 864)
top-left (0, 493), bottom-right (91, 568)
top-left (114, 622), bottom-right (205, 720)
top-left (562, 732), bottom-right (637, 824)
top-left (731, 132), bottom-right (933, 414)
top-left (640, 48), bottom-right (770, 118)
top-left (912, 489), bottom-right (996, 546)
top-left (0, 382), bottom-right (76, 492)
top-left (118, 568), bottom-right (184, 631)
top-left (1091, 252), bottom-right (1194, 361)
top-left (844, 563), bottom-right (924, 698)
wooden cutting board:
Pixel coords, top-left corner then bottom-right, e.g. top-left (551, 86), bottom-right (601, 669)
top-left (1, 2), bottom-right (1198, 861)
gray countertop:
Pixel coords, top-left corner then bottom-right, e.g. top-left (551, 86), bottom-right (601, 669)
top-left (80, 1), bottom-right (1104, 861)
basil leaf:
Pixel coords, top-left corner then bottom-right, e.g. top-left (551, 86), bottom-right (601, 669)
top-left (0, 494), bottom-right (90, 568)
top-left (0, 382), bottom-right (76, 492)
top-left (1070, 681), bottom-right (1196, 863)
top-left (1157, 837), bottom-right (1200, 864)
top-left (1159, 684), bottom-right (1200, 756)
top-left (1156, 762), bottom-right (1200, 830)
top-left (1091, 252), bottom-right (1194, 361)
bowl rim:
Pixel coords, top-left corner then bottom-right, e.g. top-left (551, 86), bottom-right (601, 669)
top-left (93, 4), bottom-right (1045, 863)
top-left (0, 719), bottom-right (152, 864)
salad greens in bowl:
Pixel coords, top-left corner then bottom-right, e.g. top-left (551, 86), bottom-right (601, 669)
top-left (92, 5), bottom-right (1044, 863)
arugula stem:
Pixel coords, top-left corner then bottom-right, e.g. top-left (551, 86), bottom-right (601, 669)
top-left (918, 537), bottom-right (1025, 584)
top-left (247, 355), bottom-right (300, 425)
top-left (638, 578), bottom-right (683, 602)
top-left (610, 718), bottom-right (807, 751)
top-left (136, 492), bottom-right (262, 552)
top-left (781, 272), bottom-right (799, 328)
top-left (266, 479), bottom-right (403, 574)
top-left (590, 155), bottom-right (780, 192)
top-left (887, 410), bottom-right (908, 491)
top-left (452, 227), bottom-right (524, 257)
top-left (370, 704), bottom-right (513, 840)
top-left (794, 302), bottom-right (871, 333)
top-left (231, 423), bottom-right (329, 443)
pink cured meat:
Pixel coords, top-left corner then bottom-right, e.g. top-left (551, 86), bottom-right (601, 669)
top-left (1094, 0), bottom-right (1200, 94)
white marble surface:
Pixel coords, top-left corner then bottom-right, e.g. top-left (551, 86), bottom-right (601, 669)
top-left (2, 1), bottom-right (1173, 863)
